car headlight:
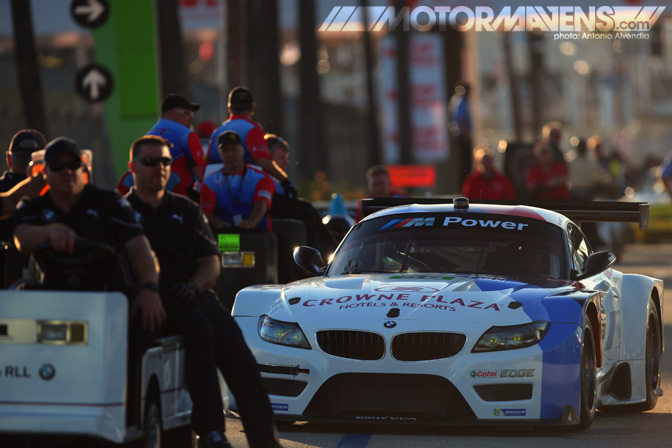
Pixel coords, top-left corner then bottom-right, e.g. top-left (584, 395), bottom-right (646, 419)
top-left (472, 320), bottom-right (549, 352)
top-left (258, 315), bottom-right (311, 349)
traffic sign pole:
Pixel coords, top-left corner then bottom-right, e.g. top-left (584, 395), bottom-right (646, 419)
top-left (90, 0), bottom-right (160, 179)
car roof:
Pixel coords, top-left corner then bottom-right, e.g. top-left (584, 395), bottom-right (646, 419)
top-left (362, 202), bottom-right (570, 229)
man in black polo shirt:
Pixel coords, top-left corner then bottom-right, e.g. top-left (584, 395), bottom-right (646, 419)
top-left (125, 135), bottom-right (281, 448)
top-left (13, 137), bottom-right (165, 331)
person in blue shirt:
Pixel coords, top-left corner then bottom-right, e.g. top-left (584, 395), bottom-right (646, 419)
top-left (118, 94), bottom-right (206, 198)
top-left (449, 80), bottom-right (473, 185)
top-left (200, 131), bottom-right (275, 231)
top-left (207, 87), bottom-right (296, 198)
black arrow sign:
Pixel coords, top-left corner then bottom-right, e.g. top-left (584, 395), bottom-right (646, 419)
top-left (75, 64), bottom-right (113, 103)
top-left (70, 0), bottom-right (110, 29)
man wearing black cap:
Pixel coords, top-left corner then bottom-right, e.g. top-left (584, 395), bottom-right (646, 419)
top-left (125, 135), bottom-right (282, 448)
top-left (0, 129), bottom-right (47, 192)
top-left (207, 86), bottom-right (297, 199)
top-left (13, 137), bottom-right (165, 330)
top-left (143, 93), bottom-right (206, 197)
top-left (0, 130), bottom-right (49, 245)
top-left (201, 130), bottom-right (275, 231)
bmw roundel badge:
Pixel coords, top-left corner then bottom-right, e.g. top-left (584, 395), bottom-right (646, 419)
top-left (384, 321), bottom-right (396, 328)
top-left (39, 363), bottom-right (56, 381)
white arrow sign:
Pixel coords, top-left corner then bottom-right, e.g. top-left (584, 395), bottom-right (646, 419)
top-left (74, 0), bottom-right (105, 23)
top-left (82, 68), bottom-right (107, 101)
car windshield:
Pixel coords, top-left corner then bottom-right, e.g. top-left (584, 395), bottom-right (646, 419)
top-left (328, 212), bottom-right (566, 280)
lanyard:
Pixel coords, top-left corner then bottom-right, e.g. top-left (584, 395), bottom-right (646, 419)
top-left (223, 166), bottom-right (248, 213)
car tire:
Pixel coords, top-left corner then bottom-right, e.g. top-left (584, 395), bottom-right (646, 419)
top-left (143, 391), bottom-right (163, 448)
top-left (625, 299), bottom-right (662, 412)
top-left (577, 315), bottom-right (597, 430)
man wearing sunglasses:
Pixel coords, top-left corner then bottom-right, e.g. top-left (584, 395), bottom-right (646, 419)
top-left (125, 135), bottom-right (282, 448)
top-left (12, 137), bottom-right (165, 332)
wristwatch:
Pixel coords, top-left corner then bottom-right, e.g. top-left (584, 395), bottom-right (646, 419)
top-left (140, 281), bottom-right (159, 292)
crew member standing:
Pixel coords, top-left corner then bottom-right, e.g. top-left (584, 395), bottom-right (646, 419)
top-left (525, 140), bottom-right (570, 201)
top-left (118, 94), bottom-right (206, 197)
top-left (462, 146), bottom-right (515, 200)
top-left (449, 80), bottom-right (474, 185)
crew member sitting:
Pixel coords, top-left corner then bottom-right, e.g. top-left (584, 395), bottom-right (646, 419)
top-left (200, 131), bottom-right (275, 231)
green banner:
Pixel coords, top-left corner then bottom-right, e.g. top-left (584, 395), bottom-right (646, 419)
top-left (91, 0), bottom-right (160, 179)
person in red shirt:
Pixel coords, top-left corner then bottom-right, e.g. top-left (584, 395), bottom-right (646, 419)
top-left (525, 140), bottom-right (570, 201)
top-left (462, 146), bottom-right (515, 200)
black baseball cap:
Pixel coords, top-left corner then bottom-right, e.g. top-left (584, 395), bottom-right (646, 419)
top-left (44, 137), bottom-right (81, 165)
top-left (161, 94), bottom-right (200, 113)
top-left (9, 129), bottom-right (47, 153)
top-left (218, 131), bottom-right (243, 147)
top-left (228, 86), bottom-right (254, 106)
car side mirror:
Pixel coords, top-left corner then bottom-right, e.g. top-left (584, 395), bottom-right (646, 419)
top-left (573, 251), bottom-right (617, 281)
top-left (293, 246), bottom-right (326, 276)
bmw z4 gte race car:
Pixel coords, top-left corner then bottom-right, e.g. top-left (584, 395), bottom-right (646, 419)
top-left (231, 198), bottom-right (664, 429)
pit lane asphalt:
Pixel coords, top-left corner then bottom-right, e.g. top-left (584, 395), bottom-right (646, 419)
top-left (224, 242), bottom-right (672, 448)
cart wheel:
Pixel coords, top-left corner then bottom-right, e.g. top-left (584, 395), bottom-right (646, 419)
top-left (143, 391), bottom-right (163, 448)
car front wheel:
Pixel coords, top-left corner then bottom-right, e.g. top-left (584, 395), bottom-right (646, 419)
top-left (577, 315), bottom-right (597, 430)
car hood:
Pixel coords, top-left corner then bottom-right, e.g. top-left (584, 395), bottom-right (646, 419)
top-left (266, 273), bottom-right (582, 333)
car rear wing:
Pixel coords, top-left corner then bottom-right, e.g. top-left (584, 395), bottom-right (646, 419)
top-left (361, 198), bottom-right (649, 229)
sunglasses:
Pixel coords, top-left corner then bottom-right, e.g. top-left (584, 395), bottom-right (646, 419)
top-left (135, 156), bottom-right (172, 167)
top-left (49, 160), bottom-right (82, 172)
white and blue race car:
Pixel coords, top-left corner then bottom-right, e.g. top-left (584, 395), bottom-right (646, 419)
top-left (231, 197), bottom-right (663, 429)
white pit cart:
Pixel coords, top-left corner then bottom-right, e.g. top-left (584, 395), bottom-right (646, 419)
top-left (0, 242), bottom-right (228, 447)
